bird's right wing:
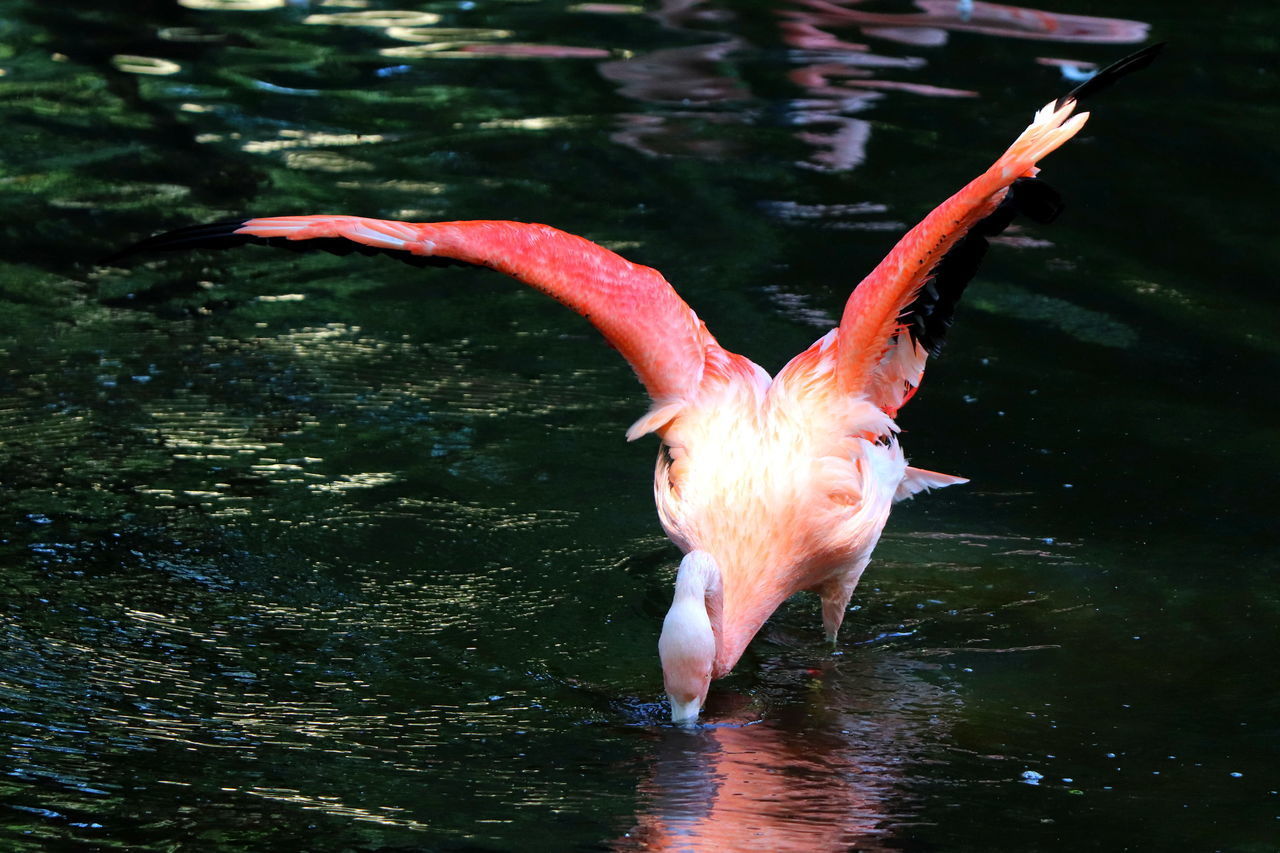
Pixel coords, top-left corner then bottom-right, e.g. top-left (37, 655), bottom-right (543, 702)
top-left (111, 217), bottom-right (728, 434)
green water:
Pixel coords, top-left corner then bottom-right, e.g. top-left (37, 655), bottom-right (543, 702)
top-left (1, 0), bottom-right (1276, 850)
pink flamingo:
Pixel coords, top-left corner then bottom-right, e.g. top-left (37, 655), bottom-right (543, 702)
top-left (113, 45), bottom-right (1159, 723)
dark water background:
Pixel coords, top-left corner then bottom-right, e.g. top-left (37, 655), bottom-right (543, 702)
top-left (1, 0), bottom-right (1276, 849)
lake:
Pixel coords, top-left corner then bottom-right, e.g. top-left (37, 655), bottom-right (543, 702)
top-left (1, 0), bottom-right (1276, 849)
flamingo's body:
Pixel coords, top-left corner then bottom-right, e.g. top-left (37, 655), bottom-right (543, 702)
top-left (113, 46), bottom-right (1159, 723)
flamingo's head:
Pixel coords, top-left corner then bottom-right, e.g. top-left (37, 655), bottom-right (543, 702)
top-left (658, 550), bottom-right (723, 724)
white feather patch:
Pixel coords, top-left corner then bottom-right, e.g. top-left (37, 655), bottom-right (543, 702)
top-left (895, 466), bottom-right (969, 502)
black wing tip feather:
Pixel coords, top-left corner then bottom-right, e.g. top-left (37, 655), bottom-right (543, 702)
top-left (1007, 177), bottom-right (1063, 225)
top-left (1056, 42), bottom-right (1165, 109)
top-left (904, 177), bottom-right (1061, 357)
top-left (103, 219), bottom-right (254, 264)
top-left (105, 219), bottom-right (476, 270)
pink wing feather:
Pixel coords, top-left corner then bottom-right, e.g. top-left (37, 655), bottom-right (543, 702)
top-left (115, 216), bottom-right (722, 407)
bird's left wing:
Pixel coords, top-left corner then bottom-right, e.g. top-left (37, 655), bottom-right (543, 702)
top-left (110, 216), bottom-right (724, 428)
top-left (835, 44), bottom-right (1162, 416)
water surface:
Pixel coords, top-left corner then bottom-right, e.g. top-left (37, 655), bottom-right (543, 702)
top-left (1, 0), bottom-right (1277, 849)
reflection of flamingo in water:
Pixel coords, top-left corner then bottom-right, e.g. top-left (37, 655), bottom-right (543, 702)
top-left (619, 652), bottom-right (945, 851)
top-left (598, 0), bottom-right (1148, 170)
top-left (112, 46), bottom-right (1159, 723)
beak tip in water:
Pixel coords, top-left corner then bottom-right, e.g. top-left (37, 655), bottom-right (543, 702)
top-left (668, 697), bottom-right (703, 726)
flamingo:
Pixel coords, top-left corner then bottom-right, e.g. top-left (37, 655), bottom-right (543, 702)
top-left (111, 45), bottom-right (1160, 723)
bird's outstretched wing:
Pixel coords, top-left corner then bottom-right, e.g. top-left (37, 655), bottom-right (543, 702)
top-left (836, 43), bottom-right (1163, 416)
top-left (110, 217), bottom-right (723, 415)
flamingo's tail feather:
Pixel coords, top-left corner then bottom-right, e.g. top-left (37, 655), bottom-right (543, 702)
top-left (895, 466), bottom-right (968, 503)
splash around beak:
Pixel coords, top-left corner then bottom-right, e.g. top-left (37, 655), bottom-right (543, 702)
top-left (659, 551), bottom-right (722, 724)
